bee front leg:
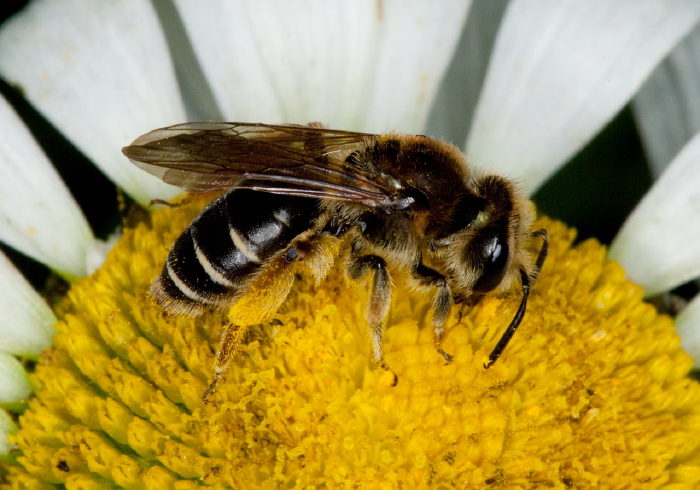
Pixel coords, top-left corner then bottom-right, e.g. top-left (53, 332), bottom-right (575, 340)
top-left (412, 264), bottom-right (454, 363)
top-left (348, 254), bottom-right (397, 385)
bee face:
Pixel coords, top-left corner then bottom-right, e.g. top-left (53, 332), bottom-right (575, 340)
top-left (123, 122), bottom-right (548, 398)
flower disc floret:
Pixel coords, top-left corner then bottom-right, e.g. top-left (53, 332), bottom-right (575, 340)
top-left (2, 195), bottom-right (700, 489)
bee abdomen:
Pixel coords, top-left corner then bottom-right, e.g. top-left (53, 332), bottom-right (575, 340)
top-left (152, 190), bottom-right (319, 315)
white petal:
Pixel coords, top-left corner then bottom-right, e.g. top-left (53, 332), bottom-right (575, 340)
top-left (0, 251), bottom-right (55, 356)
top-left (0, 352), bottom-right (32, 404)
top-left (632, 23), bottom-right (700, 176)
top-left (676, 293), bottom-right (700, 366)
top-left (427, 1), bottom-right (509, 143)
top-left (174, 0), bottom-right (469, 133)
top-left (467, 0), bottom-right (700, 191)
top-left (0, 95), bottom-right (94, 278)
top-left (0, 409), bottom-right (17, 454)
top-left (361, 1), bottom-right (471, 134)
top-left (609, 131), bottom-right (700, 296)
top-left (0, 0), bottom-right (185, 206)
top-left (175, 0), bottom-right (369, 126)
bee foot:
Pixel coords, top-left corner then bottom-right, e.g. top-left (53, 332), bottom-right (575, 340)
top-left (202, 373), bottom-right (221, 402)
top-left (377, 360), bottom-right (399, 387)
top-left (439, 349), bottom-right (454, 363)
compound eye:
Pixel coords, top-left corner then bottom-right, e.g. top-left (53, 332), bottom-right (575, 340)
top-left (472, 233), bottom-right (510, 293)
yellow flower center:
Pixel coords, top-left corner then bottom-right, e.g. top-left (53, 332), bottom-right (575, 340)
top-left (2, 194), bottom-right (700, 489)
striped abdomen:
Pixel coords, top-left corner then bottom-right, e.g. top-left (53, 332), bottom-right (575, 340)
top-left (153, 190), bottom-right (320, 315)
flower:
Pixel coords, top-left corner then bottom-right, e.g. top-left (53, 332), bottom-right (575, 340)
top-left (5, 198), bottom-right (700, 488)
top-left (2, 0), bottom-right (700, 488)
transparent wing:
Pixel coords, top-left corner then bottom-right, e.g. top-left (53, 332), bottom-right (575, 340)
top-left (122, 122), bottom-right (404, 206)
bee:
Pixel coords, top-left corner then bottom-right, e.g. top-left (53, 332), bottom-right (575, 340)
top-left (123, 122), bottom-right (548, 399)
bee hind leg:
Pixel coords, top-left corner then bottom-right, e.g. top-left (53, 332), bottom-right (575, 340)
top-left (203, 253), bottom-right (303, 401)
top-left (348, 255), bottom-right (397, 386)
top-left (202, 323), bottom-right (249, 402)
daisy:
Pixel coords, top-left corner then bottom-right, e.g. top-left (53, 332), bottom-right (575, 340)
top-left (1, 0), bottom-right (700, 487)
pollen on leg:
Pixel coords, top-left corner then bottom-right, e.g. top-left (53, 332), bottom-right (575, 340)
top-left (205, 324), bottom-right (248, 400)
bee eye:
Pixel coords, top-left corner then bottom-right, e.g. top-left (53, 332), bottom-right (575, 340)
top-left (472, 233), bottom-right (510, 293)
top-left (451, 196), bottom-right (481, 232)
top-left (430, 194), bottom-right (483, 240)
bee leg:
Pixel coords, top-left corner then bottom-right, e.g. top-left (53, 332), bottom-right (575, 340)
top-left (432, 279), bottom-right (454, 363)
top-left (203, 323), bottom-right (249, 401)
top-left (204, 254), bottom-right (303, 401)
top-left (529, 228), bottom-right (549, 283)
top-left (348, 255), bottom-right (397, 386)
top-left (412, 264), bottom-right (454, 362)
top-left (149, 196), bottom-right (192, 208)
top-left (456, 304), bottom-right (467, 323)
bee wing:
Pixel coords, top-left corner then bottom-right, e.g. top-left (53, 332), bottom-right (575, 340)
top-left (122, 122), bottom-right (403, 206)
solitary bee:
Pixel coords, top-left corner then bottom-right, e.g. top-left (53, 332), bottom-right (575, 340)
top-left (123, 122), bottom-right (548, 398)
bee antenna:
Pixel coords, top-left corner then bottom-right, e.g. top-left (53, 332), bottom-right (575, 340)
top-left (483, 228), bottom-right (548, 369)
top-left (483, 268), bottom-right (530, 369)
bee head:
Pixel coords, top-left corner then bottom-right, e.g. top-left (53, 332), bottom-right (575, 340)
top-left (438, 175), bottom-right (528, 303)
